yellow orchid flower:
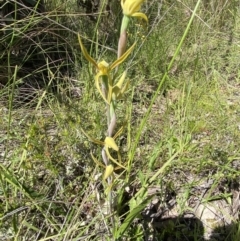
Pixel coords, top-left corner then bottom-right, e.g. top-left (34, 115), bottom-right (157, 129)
top-left (103, 165), bottom-right (114, 180)
top-left (121, 0), bottom-right (148, 22)
top-left (78, 34), bottom-right (136, 103)
top-left (78, 35), bottom-right (136, 75)
top-left (90, 154), bottom-right (114, 181)
top-left (81, 127), bottom-right (127, 170)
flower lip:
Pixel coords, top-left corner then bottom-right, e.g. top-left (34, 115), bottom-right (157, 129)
top-left (98, 61), bottom-right (110, 75)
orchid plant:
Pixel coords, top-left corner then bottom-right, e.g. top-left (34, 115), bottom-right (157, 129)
top-left (78, 0), bottom-right (148, 224)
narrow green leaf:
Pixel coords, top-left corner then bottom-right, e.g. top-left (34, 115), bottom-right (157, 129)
top-left (115, 197), bottom-right (152, 238)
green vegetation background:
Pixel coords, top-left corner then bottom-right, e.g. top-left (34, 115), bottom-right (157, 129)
top-left (0, 0), bottom-right (239, 240)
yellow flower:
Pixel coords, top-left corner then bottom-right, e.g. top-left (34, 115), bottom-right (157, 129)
top-left (121, 0), bottom-right (148, 22)
top-left (78, 34), bottom-right (135, 103)
top-left (103, 165), bottom-right (114, 180)
top-left (78, 34), bottom-right (135, 77)
top-left (81, 127), bottom-right (127, 171)
top-left (97, 61), bottom-right (110, 76)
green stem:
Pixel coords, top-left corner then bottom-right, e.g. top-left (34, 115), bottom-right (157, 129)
top-left (120, 15), bottom-right (130, 34)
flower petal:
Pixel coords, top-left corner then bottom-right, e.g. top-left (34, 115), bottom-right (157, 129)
top-left (78, 34), bottom-right (98, 68)
top-left (120, 80), bottom-right (130, 95)
top-left (113, 126), bottom-right (124, 140)
top-left (105, 147), bottom-right (127, 169)
top-left (91, 152), bottom-right (106, 168)
top-left (132, 12), bottom-right (148, 22)
top-left (81, 128), bottom-right (104, 146)
top-left (115, 71), bottom-right (127, 89)
top-left (105, 137), bottom-right (119, 151)
top-left (110, 42), bottom-right (136, 70)
top-left (103, 164), bottom-right (114, 180)
top-left (121, 0), bottom-right (145, 15)
top-left (95, 73), bottom-right (110, 104)
top-left (112, 71), bottom-right (127, 100)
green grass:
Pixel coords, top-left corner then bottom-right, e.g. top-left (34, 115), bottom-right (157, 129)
top-left (0, 0), bottom-right (240, 240)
